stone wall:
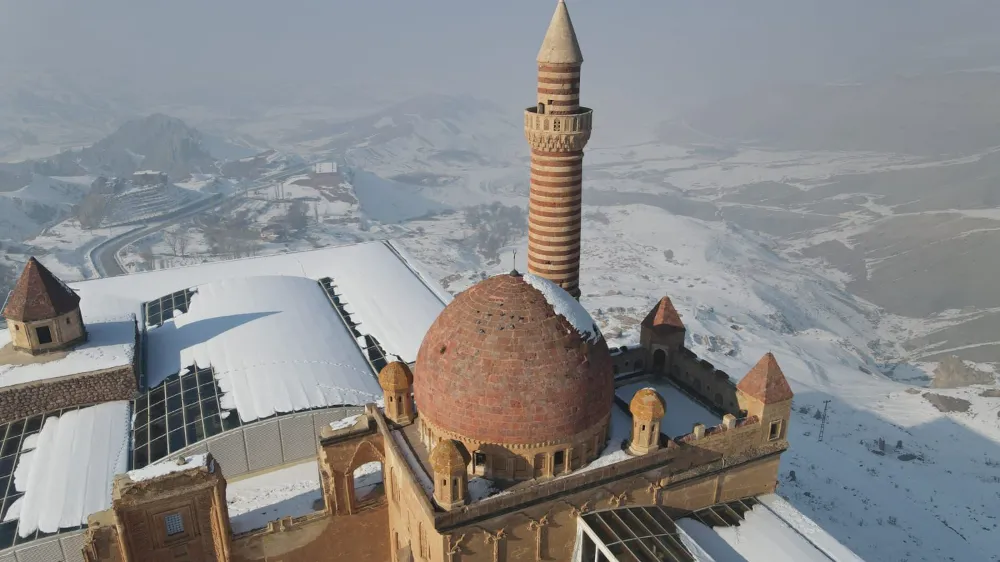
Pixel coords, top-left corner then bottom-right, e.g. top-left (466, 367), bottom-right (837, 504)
top-left (0, 365), bottom-right (137, 424)
top-left (609, 345), bottom-right (646, 378)
top-left (672, 347), bottom-right (743, 416)
top-left (433, 450), bottom-right (784, 562)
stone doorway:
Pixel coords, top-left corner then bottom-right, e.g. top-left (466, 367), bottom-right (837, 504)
top-left (653, 349), bottom-right (666, 373)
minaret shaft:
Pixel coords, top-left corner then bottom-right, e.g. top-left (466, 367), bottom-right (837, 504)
top-left (525, 1), bottom-right (590, 299)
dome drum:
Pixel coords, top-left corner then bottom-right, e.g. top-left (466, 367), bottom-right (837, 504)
top-left (417, 414), bottom-right (610, 481)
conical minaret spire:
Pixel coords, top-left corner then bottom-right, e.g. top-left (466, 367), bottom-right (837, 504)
top-left (525, 0), bottom-right (592, 299)
top-left (537, 0), bottom-right (583, 66)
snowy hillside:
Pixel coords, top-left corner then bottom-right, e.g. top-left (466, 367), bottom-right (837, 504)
top-left (290, 94), bottom-right (523, 172)
top-left (0, 175), bottom-right (95, 240)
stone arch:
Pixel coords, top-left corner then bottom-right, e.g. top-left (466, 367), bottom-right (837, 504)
top-left (653, 349), bottom-right (667, 373)
top-left (347, 439), bottom-right (386, 512)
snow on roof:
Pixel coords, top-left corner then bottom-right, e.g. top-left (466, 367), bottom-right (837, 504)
top-left (391, 430), bottom-right (433, 494)
top-left (3, 401), bottom-right (130, 537)
top-left (72, 240), bottom-right (446, 363)
top-left (617, 380), bottom-right (722, 438)
top-left (226, 461), bottom-right (323, 534)
top-left (329, 414), bottom-right (363, 431)
top-left (757, 494), bottom-right (865, 562)
top-left (522, 273), bottom-right (601, 343)
top-left (126, 454), bottom-right (211, 483)
top-left (145, 276), bottom-right (382, 423)
top-left (678, 501), bottom-right (866, 562)
top-left (675, 519), bottom-right (746, 561)
top-left (0, 315), bottom-right (135, 389)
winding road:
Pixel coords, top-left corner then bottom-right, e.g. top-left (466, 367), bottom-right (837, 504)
top-left (90, 162), bottom-right (320, 277)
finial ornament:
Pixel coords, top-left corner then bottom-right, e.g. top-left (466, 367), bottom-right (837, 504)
top-left (510, 250), bottom-right (521, 276)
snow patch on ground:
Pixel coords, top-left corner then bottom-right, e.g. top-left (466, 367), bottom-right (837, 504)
top-left (226, 461), bottom-right (323, 534)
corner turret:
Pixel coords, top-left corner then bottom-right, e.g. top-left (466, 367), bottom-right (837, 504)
top-left (3, 257), bottom-right (86, 354)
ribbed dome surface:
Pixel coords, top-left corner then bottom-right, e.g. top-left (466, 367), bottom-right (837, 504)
top-left (414, 274), bottom-right (613, 445)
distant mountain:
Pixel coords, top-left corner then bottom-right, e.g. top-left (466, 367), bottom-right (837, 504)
top-left (289, 94), bottom-right (523, 171)
top-left (0, 79), bottom-right (136, 162)
top-left (32, 114), bottom-right (220, 180)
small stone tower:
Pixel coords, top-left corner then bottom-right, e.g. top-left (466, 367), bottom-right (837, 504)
top-left (628, 388), bottom-right (666, 456)
top-left (640, 296), bottom-right (686, 375)
top-left (378, 361), bottom-right (415, 425)
top-left (525, 0), bottom-right (592, 300)
top-left (84, 454), bottom-right (231, 562)
top-left (3, 256), bottom-right (86, 355)
top-left (736, 353), bottom-right (794, 445)
top-left (429, 439), bottom-right (470, 511)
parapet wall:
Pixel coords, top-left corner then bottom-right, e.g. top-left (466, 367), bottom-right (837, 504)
top-left (0, 365), bottom-right (137, 424)
top-left (674, 416), bottom-right (762, 457)
top-left (609, 345), bottom-right (647, 378)
top-left (671, 346), bottom-right (743, 416)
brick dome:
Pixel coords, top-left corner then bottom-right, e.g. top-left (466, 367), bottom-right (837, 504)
top-left (629, 387), bottom-right (665, 420)
top-left (429, 439), bottom-right (470, 473)
top-left (378, 361), bottom-right (413, 391)
top-left (414, 273), bottom-right (614, 445)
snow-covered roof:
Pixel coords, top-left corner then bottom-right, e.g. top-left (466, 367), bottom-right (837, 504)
top-left (125, 454), bottom-right (212, 483)
top-left (2, 401), bottom-right (130, 539)
top-left (226, 460), bottom-right (323, 534)
top-left (72, 240), bottom-right (447, 363)
top-left (145, 275), bottom-right (382, 423)
top-left (676, 498), bottom-right (866, 562)
top-left (617, 380), bottom-right (722, 438)
top-left (0, 316), bottom-right (135, 389)
top-left (523, 273), bottom-right (602, 343)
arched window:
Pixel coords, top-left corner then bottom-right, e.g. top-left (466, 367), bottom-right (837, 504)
top-left (537, 102), bottom-right (546, 114)
top-left (553, 120), bottom-right (561, 131)
top-left (544, 119), bottom-right (549, 131)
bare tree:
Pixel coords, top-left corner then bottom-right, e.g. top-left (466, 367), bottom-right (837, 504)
top-left (176, 231), bottom-right (188, 256)
top-left (163, 231), bottom-right (178, 255)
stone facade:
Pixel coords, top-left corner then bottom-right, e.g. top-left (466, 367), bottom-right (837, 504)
top-left (0, 364), bottom-right (138, 424)
top-left (7, 308), bottom-right (87, 355)
top-left (311, 396), bottom-right (786, 562)
top-left (83, 455), bottom-right (232, 562)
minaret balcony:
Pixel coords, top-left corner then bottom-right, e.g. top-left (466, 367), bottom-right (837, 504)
top-left (524, 107), bottom-right (592, 152)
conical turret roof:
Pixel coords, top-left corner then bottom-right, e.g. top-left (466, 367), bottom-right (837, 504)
top-left (537, 0), bottom-right (584, 65)
top-left (737, 353), bottom-right (794, 404)
top-left (641, 296), bottom-right (685, 333)
top-left (3, 257), bottom-right (81, 322)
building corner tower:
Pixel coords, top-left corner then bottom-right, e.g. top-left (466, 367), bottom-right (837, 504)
top-left (525, 0), bottom-right (591, 300)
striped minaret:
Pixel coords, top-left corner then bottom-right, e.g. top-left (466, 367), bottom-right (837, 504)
top-left (525, 0), bottom-right (592, 300)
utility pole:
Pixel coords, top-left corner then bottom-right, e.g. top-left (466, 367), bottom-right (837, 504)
top-left (818, 399), bottom-right (832, 442)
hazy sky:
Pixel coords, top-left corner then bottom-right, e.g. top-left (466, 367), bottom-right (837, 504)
top-left (3, 0), bottom-right (1000, 123)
